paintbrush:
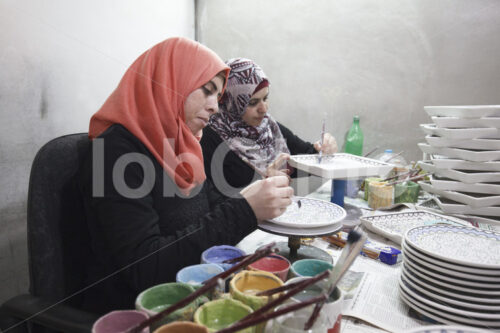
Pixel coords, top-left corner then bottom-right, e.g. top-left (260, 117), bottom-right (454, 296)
top-left (216, 294), bottom-right (327, 333)
top-left (385, 150), bottom-right (404, 163)
top-left (384, 172), bottom-right (429, 187)
top-left (223, 270), bottom-right (330, 330)
top-left (304, 230), bottom-right (367, 330)
top-left (363, 146), bottom-right (379, 158)
top-left (317, 117), bottom-right (326, 164)
top-left (125, 242), bottom-right (277, 333)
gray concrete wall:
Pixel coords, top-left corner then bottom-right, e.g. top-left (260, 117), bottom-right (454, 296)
top-left (0, 0), bottom-right (194, 304)
top-left (197, 0), bottom-right (500, 163)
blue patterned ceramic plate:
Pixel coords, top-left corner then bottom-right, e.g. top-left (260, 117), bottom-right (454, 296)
top-left (405, 225), bottom-right (500, 269)
top-left (270, 197), bottom-right (346, 228)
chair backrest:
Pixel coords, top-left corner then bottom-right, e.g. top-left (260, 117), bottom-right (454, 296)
top-left (27, 133), bottom-right (91, 307)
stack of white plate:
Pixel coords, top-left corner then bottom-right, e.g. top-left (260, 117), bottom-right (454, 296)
top-left (418, 105), bottom-right (500, 220)
top-left (400, 225), bottom-right (500, 329)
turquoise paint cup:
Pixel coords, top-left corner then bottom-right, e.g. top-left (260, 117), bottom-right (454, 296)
top-left (135, 282), bottom-right (199, 330)
top-left (290, 259), bottom-right (333, 278)
top-left (92, 310), bottom-right (149, 333)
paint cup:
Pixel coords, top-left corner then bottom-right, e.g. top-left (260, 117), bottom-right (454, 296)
top-left (362, 177), bottom-right (382, 201)
top-left (176, 263), bottom-right (224, 288)
top-left (92, 310), bottom-right (149, 333)
top-left (270, 304), bottom-right (329, 333)
top-left (194, 298), bottom-right (255, 333)
top-left (153, 321), bottom-right (208, 333)
top-left (247, 254), bottom-right (291, 282)
top-left (201, 245), bottom-right (246, 270)
top-left (394, 181), bottom-right (420, 203)
top-left (286, 277), bottom-right (343, 333)
top-left (135, 282), bottom-right (199, 330)
top-left (229, 270), bottom-right (284, 333)
top-left (290, 259), bottom-right (333, 278)
top-left (367, 181), bottom-right (393, 209)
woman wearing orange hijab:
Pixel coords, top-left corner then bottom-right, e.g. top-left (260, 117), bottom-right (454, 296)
top-left (79, 37), bottom-right (293, 314)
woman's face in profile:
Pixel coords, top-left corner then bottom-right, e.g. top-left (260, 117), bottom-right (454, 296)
top-left (242, 87), bottom-right (269, 127)
top-left (184, 75), bottom-right (224, 135)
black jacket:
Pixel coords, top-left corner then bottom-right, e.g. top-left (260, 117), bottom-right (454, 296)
top-left (78, 124), bottom-right (257, 314)
top-left (200, 123), bottom-right (316, 191)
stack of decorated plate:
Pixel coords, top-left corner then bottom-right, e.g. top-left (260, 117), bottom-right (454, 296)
top-left (400, 225), bottom-right (500, 329)
top-left (417, 105), bottom-right (500, 221)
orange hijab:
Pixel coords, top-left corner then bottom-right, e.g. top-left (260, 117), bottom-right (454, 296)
top-left (89, 37), bottom-right (229, 194)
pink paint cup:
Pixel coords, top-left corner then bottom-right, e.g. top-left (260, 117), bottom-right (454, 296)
top-left (248, 254), bottom-right (291, 281)
top-left (92, 310), bottom-right (149, 333)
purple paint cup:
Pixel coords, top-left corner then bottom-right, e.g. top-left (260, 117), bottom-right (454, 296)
top-left (201, 245), bottom-right (245, 270)
top-left (92, 310), bottom-right (149, 333)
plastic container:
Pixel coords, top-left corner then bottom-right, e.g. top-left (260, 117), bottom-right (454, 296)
top-left (375, 149), bottom-right (407, 167)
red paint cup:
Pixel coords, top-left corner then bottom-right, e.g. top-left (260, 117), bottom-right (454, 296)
top-left (248, 254), bottom-right (291, 281)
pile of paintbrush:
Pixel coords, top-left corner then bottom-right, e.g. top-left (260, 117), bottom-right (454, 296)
top-left (216, 228), bottom-right (367, 332)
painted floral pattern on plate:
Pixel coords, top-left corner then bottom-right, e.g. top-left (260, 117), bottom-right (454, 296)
top-left (271, 198), bottom-right (345, 228)
top-left (406, 225), bottom-right (500, 266)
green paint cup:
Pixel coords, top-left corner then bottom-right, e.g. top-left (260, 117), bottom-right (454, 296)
top-left (394, 181), bottom-right (420, 203)
top-left (135, 282), bottom-right (200, 329)
top-left (194, 298), bottom-right (254, 333)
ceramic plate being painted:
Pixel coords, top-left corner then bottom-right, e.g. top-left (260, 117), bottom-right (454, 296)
top-left (288, 153), bottom-right (393, 179)
top-left (360, 210), bottom-right (469, 245)
top-left (404, 225), bottom-right (500, 269)
top-left (269, 197), bottom-right (346, 228)
top-left (424, 105), bottom-right (500, 118)
top-left (420, 123), bottom-right (500, 139)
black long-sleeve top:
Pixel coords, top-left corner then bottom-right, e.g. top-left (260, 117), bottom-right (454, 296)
top-left (78, 124), bottom-right (257, 314)
top-left (200, 123), bottom-right (316, 192)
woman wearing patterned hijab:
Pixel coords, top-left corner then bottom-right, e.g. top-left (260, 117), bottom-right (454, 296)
top-left (201, 58), bottom-right (337, 192)
top-left (79, 41), bottom-right (293, 313)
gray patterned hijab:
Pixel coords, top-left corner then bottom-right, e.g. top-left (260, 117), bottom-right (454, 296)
top-left (208, 58), bottom-right (289, 174)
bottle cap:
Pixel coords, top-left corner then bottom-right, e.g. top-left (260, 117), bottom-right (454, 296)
top-left (384, 149), bottom-right (393, 153)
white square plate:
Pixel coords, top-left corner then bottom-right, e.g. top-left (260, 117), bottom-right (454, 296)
top-left (420, 182), bottom-right (500, 208)
top-left (425, 135), bottom-right (500, 150)
top-left (418, 161), bottom-right (500, 183)
top-left (430, 157), bottom-right (500, 172)
top-left (431, 116), bottom-right (500, 129)
top-left (418, 143), bottom-right (500, 162)
top-left (420, 123), bottom-right (500, 139)
top-left (288, 153), bottom-right (393, 179)
top-left (425, 105), bottom-right (500, 118)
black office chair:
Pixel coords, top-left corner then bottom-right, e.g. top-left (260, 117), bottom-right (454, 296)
top-left (0, 133), bottom-right (99, 333)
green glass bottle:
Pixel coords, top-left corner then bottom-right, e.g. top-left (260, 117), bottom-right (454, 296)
top-left (344, 115), bottom-right (364, 156)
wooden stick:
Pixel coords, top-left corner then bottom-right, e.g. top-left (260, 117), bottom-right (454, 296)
top-left (237, 270), bottom-right (330, 325)
top-left (363, 146), bottom-right (379, 158)
top-left (216, 294), bottom-right (327, 333)
top-left (385, 150), bottom-right (404, 163)
top-left (384, 173), bottom-right (429, 186)
top-left (304, 231), bottom-right (367, 330)
top-left (125, 242), bottom-right (276, 333)
top-left (255, 269), bottom-right (329, 297)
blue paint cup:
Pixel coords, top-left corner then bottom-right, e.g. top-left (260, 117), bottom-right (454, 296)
top-left (201, 245), bottom-right (245, 270)
top-left (176, 263), bottom-right (224, 288)
top-left (290, 259), bottom-right (333, 278)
